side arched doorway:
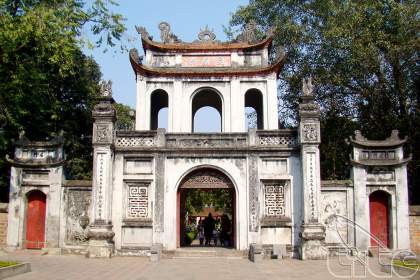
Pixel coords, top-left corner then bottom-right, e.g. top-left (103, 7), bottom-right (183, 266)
top-left (25, 190), bottom-right (46, 249)
top-left (177, 168), bottom-right (236, 248)
top-left (369, 190), bottom-right (391, 248)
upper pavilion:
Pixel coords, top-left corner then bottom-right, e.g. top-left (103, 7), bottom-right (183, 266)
top-left (129, 21), bottom-right (285, 79)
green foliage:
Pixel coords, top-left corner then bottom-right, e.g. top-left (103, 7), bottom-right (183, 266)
top-left (184, 231), bottom-right (197, 245)
top-left (231, 0), bottom-right (420, 203)
top-left (0, 0), bottom-right (126, 201)
top-left (185, 189), bottom-right (232, 215)
top-left (0, 261), bottom-right (18, 267)
top-left (114, 103), bottom-right (134, 130)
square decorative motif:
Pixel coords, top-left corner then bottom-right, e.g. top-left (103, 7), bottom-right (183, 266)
top-left (264, 184), bottom-right (286, 216)
top-left (127, 184), bottom-right (148, 218)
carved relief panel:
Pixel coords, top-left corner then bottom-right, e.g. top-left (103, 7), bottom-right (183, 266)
top-left (152, 55), bottom-right (176, 67)
top-left (125, 182), bottom-right (150, 219)
top-left (93, 123), bottom-right (113, 144)
top-left (367, 167), bottom-right (395, 182)
top-left (320, 191), bottom-right (348, 244)
top-left (262, 180), bottom-right (291, 219)
top-left (300, 122), bottom-right (320, 144)
top-left (65, 188), bottom-right (92, 245)
top-left (264, 184), bottom-right (285, 216)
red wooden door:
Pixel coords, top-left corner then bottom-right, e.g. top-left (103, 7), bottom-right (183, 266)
top-left (369, 191), bottom-right (389, 248)
top-left (26, 191), bottom-right (46, 249)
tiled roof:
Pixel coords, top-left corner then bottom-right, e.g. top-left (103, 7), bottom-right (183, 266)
top-left (141, 36), bottom-right (273, 53)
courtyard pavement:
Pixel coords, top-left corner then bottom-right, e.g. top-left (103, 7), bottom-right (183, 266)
top-left (0, 249), bottom-right (407, 280)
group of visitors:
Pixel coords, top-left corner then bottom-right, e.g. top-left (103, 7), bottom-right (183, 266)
top-left (197, 213), bottom-right (231, 247)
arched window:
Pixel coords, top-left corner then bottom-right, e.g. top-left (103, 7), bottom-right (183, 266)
top-left (150, 90), bottom-right (168, 130)
top-left (245, 89), bottom-right (263, 129)
top-left (192, 88), bottom-right (222, 132)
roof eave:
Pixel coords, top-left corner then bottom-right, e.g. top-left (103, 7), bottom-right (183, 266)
top-left (129, 55), bottom-right (285, 79)
top-left (141, 35), bottom-right (274, 53)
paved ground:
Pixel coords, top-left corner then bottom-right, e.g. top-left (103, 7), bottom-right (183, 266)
top-left (0, 250), bottom-right (407, 280)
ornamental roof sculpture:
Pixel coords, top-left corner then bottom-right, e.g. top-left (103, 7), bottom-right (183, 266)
top-left (134, 22), bottom-right (275, 51)
top-left (158, 22), bottom-right (181, 43)
top-left (196, 25), bottom-right (218, 43)
top-left (302, 77), bottom-right (314, 96)
top-left (100, 80), bottom-right (112, 97)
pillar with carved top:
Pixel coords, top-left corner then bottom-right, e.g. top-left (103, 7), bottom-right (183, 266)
top-left (87, 81), bottom-right (116, 258)
top-left (298, 78), bottom-right (328, 260)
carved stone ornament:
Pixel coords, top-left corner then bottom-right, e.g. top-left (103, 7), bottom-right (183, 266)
top-left (100, 80), bottom-right (112, 97)
top-left (135, 25), bottom-right (153, 40)
top-left (303, 124), bottom-right (318, 142)
top-left (197, 25), bottom-right (217, 42)
top-left (95, 124), bottom-right (111, 143)
top-left (180, 170), bottom-right (233, 189)
top-left (93, 102), bottom-right (113, 116)
top-left (129, 48), bottom-right (143, 64)
top-left (87, 230), bottom-right (115, 241)
top-left (65, 189), bottom-right (91, 245)
top-left (302, 77), bottom-right (314, 96)
top-left (158, 21), bottom-right (181, 43)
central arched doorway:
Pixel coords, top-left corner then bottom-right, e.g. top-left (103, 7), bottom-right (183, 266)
top-left (177, 168), bottom-right (236, 248)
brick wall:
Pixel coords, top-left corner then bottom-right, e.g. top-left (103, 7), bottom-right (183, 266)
top-left (0, 203), bottom-right (8, 247)
top-left (410, 206), bottom-right (420, 253)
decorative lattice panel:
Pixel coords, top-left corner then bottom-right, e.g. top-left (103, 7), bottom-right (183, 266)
top-left (258, 136), bottom-right (296, 146)
top-left (127, 184), bottom-right (148, 218)
top-left (264, 184), bottom-right (285, 216)
top-left (115, 137), bottom-right (155, 148)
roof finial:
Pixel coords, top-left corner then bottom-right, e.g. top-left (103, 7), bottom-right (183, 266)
top-left (302, 76), bottom-right (314, 96)
top-left (100, 80), bottom-right (112, 97)
top-left (197, 25), bottom-right (216, 42)
top-left (158, 22), bottom-right (181, 43)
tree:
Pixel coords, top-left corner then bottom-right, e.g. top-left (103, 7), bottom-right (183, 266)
top-left (230, 0), bottom-right (420, 203)
top-left (0, 0), bottom-right (126, 201)
top-left (185, 189), bottom-right (232, 215)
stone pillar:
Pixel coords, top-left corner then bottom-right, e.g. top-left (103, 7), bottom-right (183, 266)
top-left (298, 78), bottom-right (328, 260)
top-left (266, 75), bottom-right (279, 130)
top-left (135, 76), bottom-right (149, 131)
top-left (87, 81), bottom-right (116, 258)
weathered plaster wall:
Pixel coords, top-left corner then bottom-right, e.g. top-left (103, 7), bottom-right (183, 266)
top-left (409, 206), bottom-right (420, 253)
top-left (0, 204), bottom-right (8, 247)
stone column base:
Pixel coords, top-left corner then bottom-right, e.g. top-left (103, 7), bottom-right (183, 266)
top-left (87, 241), bottom-right (114, 258)
top-left (299, 223), bottom-right (328, 260)
top-left (300, 240), bottom-right (328, 260)
top-left (87, 223), bottom-right (115, 258)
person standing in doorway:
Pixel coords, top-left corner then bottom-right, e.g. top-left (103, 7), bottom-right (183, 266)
top-left (203, 213), bottom-right (215, 246)
top-left (197, 219), bottom-right (205, 246)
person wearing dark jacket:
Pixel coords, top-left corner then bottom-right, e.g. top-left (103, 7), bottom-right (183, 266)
top-left (203, 213), bottom-right (215, 246)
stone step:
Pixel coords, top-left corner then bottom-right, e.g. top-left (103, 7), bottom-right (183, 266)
top-left (169, 248), bottom-right (247, 259)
